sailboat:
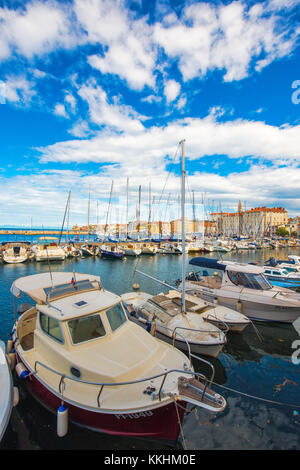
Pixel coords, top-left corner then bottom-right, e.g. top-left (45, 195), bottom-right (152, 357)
top-left (123, 140), bottom-right (229, 357)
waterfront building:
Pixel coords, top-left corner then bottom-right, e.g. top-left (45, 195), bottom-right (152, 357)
top-left (211, 204), bottom-right (288, 237)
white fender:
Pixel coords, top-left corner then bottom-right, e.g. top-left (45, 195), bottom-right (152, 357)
top-left (57, 403), bottom-right (68, 437)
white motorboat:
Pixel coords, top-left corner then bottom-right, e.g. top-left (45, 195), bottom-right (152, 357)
top-left (32, 237), bottom-right (65, 262)
top-left (63, 244), bottom-right (82, 258)
top-left (139, 243), bottom-right (157, 255)
top-left (119, 243), bottom-right (141, 256)
top-left (1, 242), bottom-right (30, 264)
top-left (182, 257), bottom-right (300, 323)
top-left (121, 291), bottom-right (227, 358)
top-left (122, 286), bottom-right (250, 335)
top-left (81, 244), bottom-right (99, 256)
top-left (0, 341), bottom-right (18, 442)
top-left (9, 271), bottom-right (226, 442)
top-left (157, 243), bottom-right (180, 254)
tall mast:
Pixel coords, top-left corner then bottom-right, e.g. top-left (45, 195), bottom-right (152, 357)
top-left (87, 185), bottom-right (91, 241)
top-left (180, 139), bottom-right (186, 314)
top-left (148, 182), bottom-right (151, 239)
top-left (126, 177), bottom-right (129, 240)
top-left (105, 181), bottom-right (114, 237)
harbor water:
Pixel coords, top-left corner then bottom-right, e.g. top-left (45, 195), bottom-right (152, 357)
top-left (1, 242), bottom-right (300, 450)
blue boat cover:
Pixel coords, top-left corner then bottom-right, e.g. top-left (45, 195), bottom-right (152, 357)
top-left (189, 257), bottom-right (226, 271)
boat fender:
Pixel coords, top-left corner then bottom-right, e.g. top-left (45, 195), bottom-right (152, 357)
top-left (6, 340), bottom-right (13, 354)
top-left (15, 362), bottom-right (29, 379)
top-left (237, 301), bottom-right (242, 312)
top-left (13, 387), bottom-right (19, 407)
top-left (8, 352), bottom-right (16, 370)
top-left (146, 322), bottom-right (151, 332)
top-left (57, 403), bottom-right (68, 437)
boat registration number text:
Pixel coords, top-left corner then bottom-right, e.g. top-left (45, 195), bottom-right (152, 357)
top-left (115, 411), bottom-right (153, 420)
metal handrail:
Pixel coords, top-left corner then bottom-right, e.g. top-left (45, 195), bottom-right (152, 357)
top-left (205, 313), bottom-right (230, 333)
top-left (136, 319), bottom-right (216, 401)
top-left (33, 360), bottom-right (209, 408)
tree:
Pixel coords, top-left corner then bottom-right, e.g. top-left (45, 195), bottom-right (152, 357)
top-left (276, 227), bottom-right (289, 237)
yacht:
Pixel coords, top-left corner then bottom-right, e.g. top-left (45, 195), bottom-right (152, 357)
top-left (181, 256), bottom-right (300, 323)
top-left (32, 237), bottom-right (65, 262)
top-left (9, 271), bottom-right (226, 442)
top-left (2, 242), bottom-right (30, 264)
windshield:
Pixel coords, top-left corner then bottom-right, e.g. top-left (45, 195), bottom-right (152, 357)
top-left (228, 271), bottom-right (272, 290)
top-left (106, 303), bottom-right (127, 331)
top-left (68, 313), bottom-right (106, 344)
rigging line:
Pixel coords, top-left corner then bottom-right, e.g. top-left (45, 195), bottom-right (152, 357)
top-left (209, 379), bottom-right (300, 408)
top-left (151, 142), bottom-right (180, 224)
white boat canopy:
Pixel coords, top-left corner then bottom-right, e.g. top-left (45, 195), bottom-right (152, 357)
top-left (10, 272), bottom-right (102, 303)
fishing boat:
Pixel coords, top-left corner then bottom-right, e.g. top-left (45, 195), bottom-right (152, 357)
top-left (1, 242), bottom-right (30, 264)
top-left (182, 257), bottom-right (300, 323)
top-left (32, 237), bottom-right (65, 262)
top-left (9, 271), bottom-right (226, 442)
top-left (99, 244), bottom-right (124, 260)
top-left (0, 340), bottom-right (18, 442)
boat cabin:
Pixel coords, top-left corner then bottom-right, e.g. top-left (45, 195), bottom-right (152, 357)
top-left (189, 257), bottom-right (273, 291)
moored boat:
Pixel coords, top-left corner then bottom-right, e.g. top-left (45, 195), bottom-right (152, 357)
top-left (182, 257), bottom-right (300, 323)
top-left (1, 242), bottom-right (30, 264)
top-left (9, 271), bottom-right (226, 442)
top-left (32, 237), bottom-right (65, 262)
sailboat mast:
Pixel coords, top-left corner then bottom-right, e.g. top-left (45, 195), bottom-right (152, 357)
top-left (180, 139), bottom-right (186, 314)
top-left (126, 177), bottom-right (129, 240)
top-left (87, 185), bottom-right (91, 241)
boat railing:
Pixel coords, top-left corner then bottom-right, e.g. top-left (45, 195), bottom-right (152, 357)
top-left (33, 360), bottom-right (212, 408)
top-left (204, 313), bottom-right (230, 333)
top-left (136, 318), bottom-right (216, 392)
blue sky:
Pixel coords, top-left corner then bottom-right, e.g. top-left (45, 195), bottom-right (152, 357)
top-left (0, 0), bottom-right (300, 227)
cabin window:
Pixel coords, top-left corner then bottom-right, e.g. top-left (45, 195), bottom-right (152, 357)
top-left (106, 303), bottom-right (127, 332)
top-left (68, 314), bottom-right (106, 344)
top-left (228, 271), bottom-right (272, 290)
top-left (40, 313), bottom-right (64, 343)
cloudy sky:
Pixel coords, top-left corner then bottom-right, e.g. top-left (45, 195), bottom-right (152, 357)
top-left (0, 0), bottom-right (300, 227)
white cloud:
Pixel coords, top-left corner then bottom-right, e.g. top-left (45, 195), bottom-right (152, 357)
top-left (4, 75), bottom-right (36, 105)
top-left (154, 0), bottom-right (299, 82)
top-left (37, 109), bottom-right (300, 167)
top-left (0, 1), bottom-right (79, 61)
top-left (77, 80), bottom-right (146, 133)
top-left (53, 102), bottom-right (68, 118)
top-left (164, 79), bottom-right (181, 103)
top-left (75, 0), bottom-right (156, 90)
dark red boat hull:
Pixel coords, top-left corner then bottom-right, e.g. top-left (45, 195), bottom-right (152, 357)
top-left (18, 358), bottom-right (187, 442)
